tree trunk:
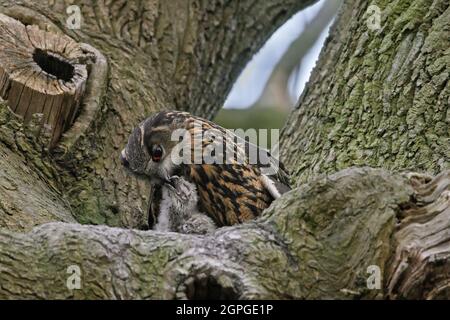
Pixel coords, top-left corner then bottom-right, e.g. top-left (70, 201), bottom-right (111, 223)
top-left (0, 0), bottom-right (449, 299)
top-left (281, 0), bottom-right (449, 186)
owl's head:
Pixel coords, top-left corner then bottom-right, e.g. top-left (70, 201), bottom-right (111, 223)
top-left (120, 111), bottom-right (190, 185)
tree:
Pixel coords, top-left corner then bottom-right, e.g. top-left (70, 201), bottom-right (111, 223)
top-left (0, 0), bottom-right (449, 299)
top-left (281, 0), bottom-right (450, 185)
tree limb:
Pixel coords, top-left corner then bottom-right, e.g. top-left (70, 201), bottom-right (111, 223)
top-left (281, 0), bottom-right (450, 184)
top-left (1, 167), bottom-right (448, 299)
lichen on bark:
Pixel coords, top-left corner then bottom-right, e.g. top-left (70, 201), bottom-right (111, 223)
top-left (281, 0), bottom-right (450, 186)
top-left (0, 0), bottom-right (317, 228)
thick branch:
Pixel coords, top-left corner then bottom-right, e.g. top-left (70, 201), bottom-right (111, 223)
top-left (0, 13), bottom-right (88, 147)
top-left (1, 167), bottom-right (448, 299)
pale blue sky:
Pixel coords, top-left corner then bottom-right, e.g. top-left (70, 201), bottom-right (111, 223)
top-left (224, 0), bottom-right (332, 109)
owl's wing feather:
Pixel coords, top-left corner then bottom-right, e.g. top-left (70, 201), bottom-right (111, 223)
top-left (226, 133), bottom-right (291, 198)
top-left (260, 173), bottom-right (291, 199)
top-left (188, 115), bottom-right (291, 196)
top-left (236, 134), bottom-right (291, 195)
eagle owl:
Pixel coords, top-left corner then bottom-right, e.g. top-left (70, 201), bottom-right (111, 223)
top-left (120, 110), bottom-right (290, 233)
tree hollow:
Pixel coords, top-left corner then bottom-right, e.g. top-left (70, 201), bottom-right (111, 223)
top-left (0, 13), bottom-right (87, 147)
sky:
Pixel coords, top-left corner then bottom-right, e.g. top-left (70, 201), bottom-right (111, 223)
top-left (224, 0), bottom-right (332, 109)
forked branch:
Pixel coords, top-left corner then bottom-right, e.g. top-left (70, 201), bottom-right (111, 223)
top-left (0, 167), bottom-right (448, 299)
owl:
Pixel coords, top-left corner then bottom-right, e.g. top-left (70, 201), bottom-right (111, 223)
top-left (120, 110), bottom-right (290, 230)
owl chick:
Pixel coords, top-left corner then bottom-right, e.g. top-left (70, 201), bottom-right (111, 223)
top-left (156, 175), bottom-right (216, 235)
top-left (120, 110), bottom-right (290, 229)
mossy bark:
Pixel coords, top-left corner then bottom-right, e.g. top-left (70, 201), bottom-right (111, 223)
top-left (0, 0), bottom-right (449, 299)
top-left (281, 0), bottom-right (449, 186)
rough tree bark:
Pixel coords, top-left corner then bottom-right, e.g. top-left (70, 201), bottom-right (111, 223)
top-left (281, 0), bottom-right (449, 186)
top-left (0, 13), bottom-right (89, 147)
top-left (0, 0), bottom-right (449, 299)
top-left (0, 0), bottom-right (318, 229)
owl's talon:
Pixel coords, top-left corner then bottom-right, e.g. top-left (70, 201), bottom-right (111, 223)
top-left (165, 181), bottom-right (176, 191)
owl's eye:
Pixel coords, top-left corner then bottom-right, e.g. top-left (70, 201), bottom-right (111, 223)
top-left (150, 144), bottom-right (163, 162)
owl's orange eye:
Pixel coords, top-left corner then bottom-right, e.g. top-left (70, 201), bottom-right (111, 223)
top-left (151, 145), bottom-right (163, 162)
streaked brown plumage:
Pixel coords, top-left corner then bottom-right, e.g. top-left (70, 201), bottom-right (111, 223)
top-left (120, 110), bottom-right (290, 229)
